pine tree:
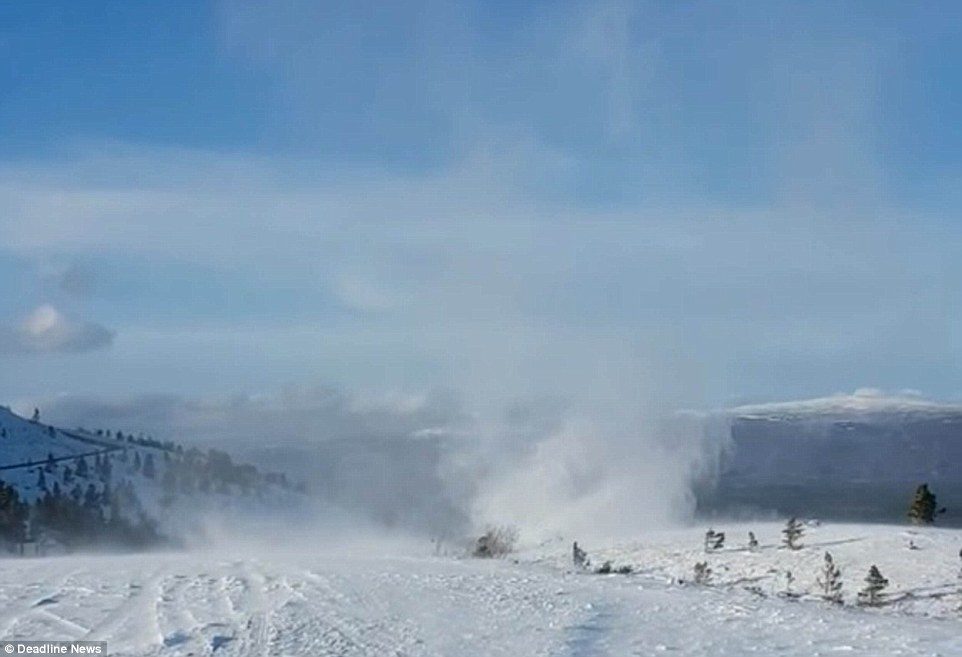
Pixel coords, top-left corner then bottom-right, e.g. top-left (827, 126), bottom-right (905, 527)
top-left (908, 483), bottom-right (942, 525)
top-left (572, 541), bottom-right (589, 570)
top-left (713, 530), bottom-right (725, 551)
top-left (0, 480), bottom-right (29, 545)
top-left (36, 469), bottom-right (47, 490)
top-left (83, 484), bottom-right (99, 509)
top-left (705, 528), bottom-right (725, 552)
top-left (747, 531), bottom-right (759, 551)
top-left (818, 551), bottom-right (843, 604)
top-left (782, 517), bottom-right (804, 550)
top-left (858, 565), bottom-right (889, 606)
top-left (143, 453), bottom-right (156, 479)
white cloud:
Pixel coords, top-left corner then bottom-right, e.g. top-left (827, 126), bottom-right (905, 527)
top-left (0, 304), bottom-right (113, 354)
top-left (29, 385), bottom-right (467, 448)
top-left (0, 140), bottom-right (956, 409)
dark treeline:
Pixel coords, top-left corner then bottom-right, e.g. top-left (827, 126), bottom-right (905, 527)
top-left (0, 439), bottom-right (305, 554)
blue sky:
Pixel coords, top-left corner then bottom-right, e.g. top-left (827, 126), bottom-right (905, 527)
top-left (2, 1), bottom-right (962, 429)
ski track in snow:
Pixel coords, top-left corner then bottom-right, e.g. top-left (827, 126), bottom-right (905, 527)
top-left (0, 523), bottom-right (961, 656)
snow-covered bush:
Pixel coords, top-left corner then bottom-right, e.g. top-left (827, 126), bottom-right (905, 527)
top-left (693, 561), bottom-right (712, 585)
top-left (472, 525), bottom-right (518, 558)
top-left (595, 561), bottom-right (632, 575)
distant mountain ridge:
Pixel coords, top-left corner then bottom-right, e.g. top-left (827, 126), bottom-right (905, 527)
top-left (726, 390), bottom-right (962, 422)
top-left (698, 392), bottom-right (962, 524)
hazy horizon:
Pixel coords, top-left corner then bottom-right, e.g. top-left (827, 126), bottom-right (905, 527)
top-left (3, 1), bottom-right (962, 538)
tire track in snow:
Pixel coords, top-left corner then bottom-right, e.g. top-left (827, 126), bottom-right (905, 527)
top-left (84, 566), bottom-right (166, 650)
top-left (153, 573), bottom-right (203, 651)
top-left (163, 565), bottom-right (245, 655)
top-left (560, 603), bottom-right (615, 657)
top-left (280, 569), bottom-right (415, 656)
top-left (229, 562), bottom-right (274, 657)
top-left (34, 608), bottom-right (90, 638)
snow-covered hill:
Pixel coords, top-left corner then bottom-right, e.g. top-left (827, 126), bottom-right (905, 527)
top-left (0, 406), bottom-right (118, 498)
top-left (0, 406), bottom-right (303, 550)
top-left (1, 521), bottom-right (960, 656)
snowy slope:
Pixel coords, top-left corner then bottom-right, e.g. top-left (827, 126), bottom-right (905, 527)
top-left (0, 406), bottom-right (303, 545)
top-left (0, 406), bottom-right (117, 499)
top-left (1, 522), bottom-right (962, 656)
top-left (528, 521), bottom-right (962, 619)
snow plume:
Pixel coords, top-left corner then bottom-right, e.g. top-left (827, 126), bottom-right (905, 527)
top-left (32, 386), bottom-right (725, 544)
top-left (464, 407), bottom-right (725, 543)
top-left (182, 491), bottom-right (429, 558)
top-left (33, 387), bottom-right (475, 538)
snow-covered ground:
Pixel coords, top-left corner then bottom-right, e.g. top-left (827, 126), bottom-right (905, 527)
top-left (1, 521), bottom-right (961, 656)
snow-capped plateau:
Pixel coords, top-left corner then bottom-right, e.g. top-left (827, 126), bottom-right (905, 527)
top-left (726, 389), bottom-right (962, 421)
top-left (700, 392), bottom-right (962, 523)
